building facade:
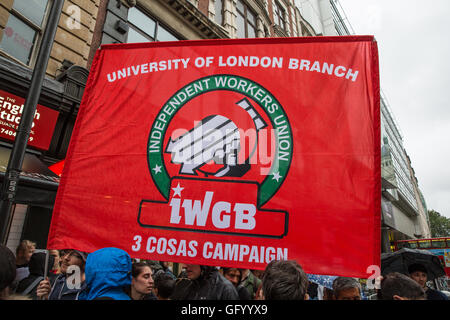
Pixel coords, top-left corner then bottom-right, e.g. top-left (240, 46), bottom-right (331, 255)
top-left (380, 94), bottom-right (431, 247)
top-left (0, 0), bottom-right (94, 250)
top-left (328, 0), bottom-right (431, 251)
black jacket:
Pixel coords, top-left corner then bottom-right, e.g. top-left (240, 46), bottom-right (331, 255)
top-left (48, 273), bottom-right (87, 300)
top-left (426, 288), bottom-right (448, 300)
top-left (171, 266), bottom-right (239, 300)
top-left (237, 284), bottom-right (252, 300)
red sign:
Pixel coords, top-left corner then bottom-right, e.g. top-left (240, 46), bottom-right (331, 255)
top-left (48, 37), bottom-right (381, 278)
top-left (0, 89), bottom-right (59, 150)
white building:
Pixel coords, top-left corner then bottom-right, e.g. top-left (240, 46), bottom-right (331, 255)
top-left (327, 0), bottom-right (431, 251)
top-left (294, 0), bottom-right (337, 35)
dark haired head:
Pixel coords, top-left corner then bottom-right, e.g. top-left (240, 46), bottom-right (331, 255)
top-left (380, 272), bottom-right (426, 300)
top-left (262, 260), bottom-right (308, 300)
top-left (132, 262), bottom-right (151, 278)
top-left (408, 263), bottom-right (427, 275)
top-left (222, 267), bottom-right (242, 283)
top-left (154, 271), bottom-right (176, 299)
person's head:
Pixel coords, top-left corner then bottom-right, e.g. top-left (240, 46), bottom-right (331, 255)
top-left (183, 264), bottom-right (202, 280)
top-left (408, 263), bottom-right (428, 288)
top-left (380, 272), bottom-right (426, 300)
top-left (0, 245), bottom-right (16, 300)
top-left (60, 249), bottom-right (87, 275)
top-left (160, 261), bottom-right (170, 270)
top-left (222, 268), bottom-right (242, 287)
top-left (131, 262), bottom-right (154, 296)
top-left (15, 240), bottom-right (36, 264)
top-left (261, 260), bottom-right (309, 300)
top-left (182, 264), bottom-right (217, 281)
top-left (153, 271), bottom-right (176, 300)
top-left (332, 277), bottom-right (362, 300)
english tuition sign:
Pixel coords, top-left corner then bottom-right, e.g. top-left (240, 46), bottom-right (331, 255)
top-left (48, 37), bottom-right (380, 277)
top-left (0, 89), bottom-right (58, 150)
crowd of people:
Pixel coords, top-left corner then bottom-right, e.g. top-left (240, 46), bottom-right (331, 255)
top-left (0, 240), bottom-right (448, 301)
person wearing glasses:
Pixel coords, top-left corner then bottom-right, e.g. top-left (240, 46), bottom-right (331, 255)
top-left (36, 249), bottom-right (87, 300)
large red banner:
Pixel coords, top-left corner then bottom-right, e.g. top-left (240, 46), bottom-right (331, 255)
top-left (48, 37), bottom-right (380, 278)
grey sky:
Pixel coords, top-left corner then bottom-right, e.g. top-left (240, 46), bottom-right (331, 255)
top-left (339, 0), bottom-right (450, 218)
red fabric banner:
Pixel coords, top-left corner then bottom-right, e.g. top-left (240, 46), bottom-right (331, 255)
top-left (47, 37), bottom-right (380, 278)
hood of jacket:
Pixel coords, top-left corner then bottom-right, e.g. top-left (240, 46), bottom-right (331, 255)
top-left (28, 252), bottom-right (55, 276)
top-left (83, 248), bottom-right (131, 300)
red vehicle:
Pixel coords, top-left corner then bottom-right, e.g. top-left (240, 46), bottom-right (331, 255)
top-left (394, 237), bottom-right (450, 289)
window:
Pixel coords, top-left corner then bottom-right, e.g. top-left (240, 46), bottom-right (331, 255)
top-left (236, 0), bottom-right (257, 38)
top-left (431, 240), bottom-right (446, 248)
top-left (215, 0), bottom-right (223, 25)
top-left (0, 0), bottom-right (50, 65)
top-left (396, 242), bottom-right (405, 250)
top-left (273, 1), bottom-right (286, 31)
top-left (408, 241), bottom-right (418, 249)
top-left (127, 7), bottom-right (179, 43)
top-left (417, 240), bottom-right (431, 249)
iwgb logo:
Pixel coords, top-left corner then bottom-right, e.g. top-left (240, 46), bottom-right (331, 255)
top-left (138, 74), bottom-right (293, 238)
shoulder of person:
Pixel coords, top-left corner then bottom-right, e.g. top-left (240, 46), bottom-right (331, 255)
top-left (247, 271), bottom-right (261, 286)
top-left (237, 284), bottom-right (253, 300)
top-left (253, 274), bottom-right (262, 286)
top-left (220, 276), bottom-right (239, 300)
top-left (52, 273), bottom-right (66, 284)
top-left (427, 288), bottom-right (449, 300)
top-left (170, 278), bottom-right (193, 300)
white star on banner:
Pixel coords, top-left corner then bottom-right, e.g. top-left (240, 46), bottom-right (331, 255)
top-left (272, 171), bottom-right (282, 182)
top-left (172, 183), bottom-right (184, 197)
top-left (152, 164), bottom-right (162, 174)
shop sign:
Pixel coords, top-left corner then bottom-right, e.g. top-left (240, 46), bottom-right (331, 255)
top-left (0, 89), bottom-right (59, 150)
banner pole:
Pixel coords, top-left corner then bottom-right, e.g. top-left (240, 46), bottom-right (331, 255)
top-left (0, 0), bottom-right (64, 245)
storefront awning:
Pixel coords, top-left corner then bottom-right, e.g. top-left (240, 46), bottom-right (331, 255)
top-left (0, 146), bottom-right (59, 207)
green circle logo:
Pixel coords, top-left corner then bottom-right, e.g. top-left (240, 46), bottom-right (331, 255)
top-left (147, 74), bottom-right (293, 206)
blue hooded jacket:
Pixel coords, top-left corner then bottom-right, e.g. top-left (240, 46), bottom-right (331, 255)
top-left (81, 247), bottom-right (132, 300)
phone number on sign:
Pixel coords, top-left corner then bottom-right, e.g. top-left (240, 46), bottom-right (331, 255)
top-left (1, 128), bottom-right (34, 141)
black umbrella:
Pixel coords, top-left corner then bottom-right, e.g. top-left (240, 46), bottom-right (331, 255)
top-left (381, 248), bottom-right (446, 281)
